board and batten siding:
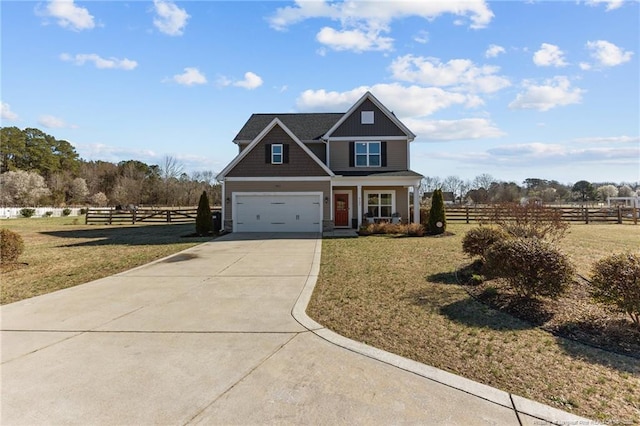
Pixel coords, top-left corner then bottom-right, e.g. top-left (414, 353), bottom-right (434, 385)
top-left (330, 139), bottom-right (408, 171)
top-left (226, 125), bottom-right (330, 178)
top-left (331, 99), bottom-right (407, 138)
top-left (224, 180), bottom-right (331, 221)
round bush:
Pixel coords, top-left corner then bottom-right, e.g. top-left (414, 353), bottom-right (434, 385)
top-left (485, 238), bottom-right (574, 299)
top-left (462, 226), bottom-right (508, 260)
top-left (1, 228), bottom-right (24, 264)
top-left (62, 208), bottom-right (72, 216)
top-left (19, 208), bottom-right (36, 218)
top-left (589, 252), bottom-right (640, 327)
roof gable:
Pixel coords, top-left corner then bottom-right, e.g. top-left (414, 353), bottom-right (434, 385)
top-left (323, 92), bottom-right (416, 141)
top-left (217, 118), bottom-right (334, 180)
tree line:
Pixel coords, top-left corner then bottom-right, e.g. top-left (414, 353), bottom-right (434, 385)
top-left (420, 174), bottom-right (639, 205)
top-left (0, 127), bottom-right (221, 207)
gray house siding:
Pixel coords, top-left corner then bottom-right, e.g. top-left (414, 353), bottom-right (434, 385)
top-left (331, 99), bottom-right (406, 138)
top-left (226, 125), bottom-right (329, 178)
top-left (329, 139), bottom-right (408, 171)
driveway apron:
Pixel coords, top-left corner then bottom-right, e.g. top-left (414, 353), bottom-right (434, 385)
top-left (1, 233), bottom-right (590, 425)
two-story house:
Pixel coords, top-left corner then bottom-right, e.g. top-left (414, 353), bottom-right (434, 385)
top-left (216, 92), bottom-right (423, 233)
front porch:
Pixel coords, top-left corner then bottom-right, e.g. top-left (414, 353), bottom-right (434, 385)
top-left (329, 173), bottom-right (422, 229)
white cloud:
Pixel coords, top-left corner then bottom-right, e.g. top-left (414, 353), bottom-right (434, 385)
top-left (414, 30), bottom-right (429, 44)
top-left (485, 44), bottom-right (505, 58)
top-left (171, 67), bottom-right (207, 86)
top-left (233, 72), bottom-right (263, 90)
top-left (218, 72), bottom-right (263, 90)
top-left (60, 53), bottom-right (138, 70)
top-left (38, 115), bottom-right (67, 128)
top-left (153, 0), bottom-right (189, 36)
top-left (1, 102), bottom-right (19, 121)
top-left (586, 40), bottom-right (633, 67)
top-left (42, 0), bottom-right (95, 31)
top-left (533, 43), bottom-right (568, 67)
top-left (579, 62), bottom-right (592, 71)
top-left (585, 0), bottom-right (624, 11)
top-left (316, 27), bottom-right (393, 52)
top-left (268, 0), bottom-right (493, 52)
top-left (296, 83), bottom-right (477, 118)
top-left (404, 118), bottom-right (506, 141)
top-left (509, 76), bottom-right (584, 111)
top-left (389, 55), bottom-right (511, 94)
top-left (573, 135), bottom-right (640, 144)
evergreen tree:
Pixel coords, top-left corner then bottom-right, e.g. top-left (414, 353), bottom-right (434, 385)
top-left (195, 190), bottom-right (212, 236)
top-left (427, 188), bottom-right (446, 235)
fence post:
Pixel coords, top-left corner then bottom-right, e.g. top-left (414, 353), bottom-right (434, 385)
top-left (85, 208), bottom-right (89, 225)
top-left (167, 210), bottom-right (171, 223)
top-left (109, 208), bottom-right (113, 225)
top-left (466, 206), bottom-right (470, 224)
top-left (617, 206), bottom-right (622, 224)
top-left (634, 207), bottom-right (638, 225)
top-left (132, 209), bottom-right (137, 224)
top-left (585, 206), bottom-right (589, 224)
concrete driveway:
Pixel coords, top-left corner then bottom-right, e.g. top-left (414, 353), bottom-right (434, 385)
top-left (1, 233), bottom-right (591, 425)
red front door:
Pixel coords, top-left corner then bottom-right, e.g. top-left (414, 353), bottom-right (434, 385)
top-left (334, 193), bottom-right (349, 227)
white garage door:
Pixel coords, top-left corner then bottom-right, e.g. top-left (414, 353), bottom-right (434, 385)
top-left (234, 193), bottom-right (322, 232)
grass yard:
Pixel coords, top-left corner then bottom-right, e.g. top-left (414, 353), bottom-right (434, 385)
top-left (308, 223), bottom-right (640, 423)
top-left (1, 216), bottom-right (213, 304)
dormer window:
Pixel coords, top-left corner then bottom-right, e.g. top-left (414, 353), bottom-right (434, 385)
top-left (361, 111), bottom-right (374, 124)
top-left (271, 144), bottom-right (283, 164)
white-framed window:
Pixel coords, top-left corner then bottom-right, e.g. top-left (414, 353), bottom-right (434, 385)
top-left (355, 141), bottom-right (380, 167)
top-left (365, 190), bottom-right (395, 217)
top-left (271, 144), bottom-right (283, 164)
top-left (361, 110), bottom-right (374, 124)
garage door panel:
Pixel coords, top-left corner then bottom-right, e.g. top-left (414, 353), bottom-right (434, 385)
top-left (235, 194), bottom-right (321, 232)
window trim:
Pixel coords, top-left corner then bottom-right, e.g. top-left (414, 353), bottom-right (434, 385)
top-left (361, 110), bottom-right (374, 124)
top-left (354, 141), bottom-right (381, 168)
top-left (271, 143), bottom-right (283, 164)
top-left (364, 190), bottom-right (395, 218)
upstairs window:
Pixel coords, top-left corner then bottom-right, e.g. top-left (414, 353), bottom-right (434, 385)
top-left (265, 143), bottom-right (289, 164)
top-left (361, 110), bottom-right (374, 124)
top-left (355, 142), bottom-right (380, 167)
top-left (271, 144), bottom-right (283, 164)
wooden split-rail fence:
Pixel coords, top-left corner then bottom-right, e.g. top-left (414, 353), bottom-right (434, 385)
top-left (85, 207), bottom-right (221, 225)
top-left (441, 205), bottom-right (638, 225)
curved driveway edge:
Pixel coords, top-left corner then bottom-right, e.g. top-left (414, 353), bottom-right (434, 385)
top-left (292, 237), bottom-right (598, 426)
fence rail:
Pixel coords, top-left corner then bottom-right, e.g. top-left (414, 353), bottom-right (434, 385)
top-left (85, 207), bottom-right (209, 225)
top-left (443, 205), bottom-right (638, 225)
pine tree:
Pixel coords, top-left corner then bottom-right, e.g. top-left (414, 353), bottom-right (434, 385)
top-left (195, 190), bottom-right (212, 236)
top-left (427, 189), bottom-right (447, 235)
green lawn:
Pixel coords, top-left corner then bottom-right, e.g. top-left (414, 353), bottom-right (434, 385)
top-left (308, 223), bottom-right (640, 423)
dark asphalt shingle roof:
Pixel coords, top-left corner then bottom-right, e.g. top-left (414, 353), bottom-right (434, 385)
top-left (233, 113), bottom-right (344, 142)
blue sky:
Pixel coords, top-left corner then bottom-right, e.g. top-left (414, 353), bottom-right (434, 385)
top-left (2, 0), bottom-right (639, 184)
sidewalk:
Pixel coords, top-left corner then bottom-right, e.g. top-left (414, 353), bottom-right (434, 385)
top-left (1, 233), bottom-right (595, 425)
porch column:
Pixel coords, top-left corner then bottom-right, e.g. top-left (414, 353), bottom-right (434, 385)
top-left (357, 184), bottom-right (362, 227)
top-left (413, 185), bottom-right (420, 224)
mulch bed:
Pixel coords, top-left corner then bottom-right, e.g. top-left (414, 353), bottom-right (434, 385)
top-left (458, 262), bottom-right (640, 359)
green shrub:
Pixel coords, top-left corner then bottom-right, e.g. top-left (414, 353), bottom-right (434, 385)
top-left (485, 238), bottom-right (574, 299)
top-left (19, 208), bottom-right (36, 218)
top-left (195, 191), bottom-right (213, 236)
top-left (462, 226), bottom-right (509, 260)
top-left (589, 252), bottom-right (640, 327)
top-left (44, 211), bottom-right (53, 217)
top-left (427, 189), bottom-right (446, 235)
top-left (62, 208), bottom-right (72, 216)
top-left (79, 208), bottom-right (88, 215)
top-left (1, 228), bottom-right (24, 263)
